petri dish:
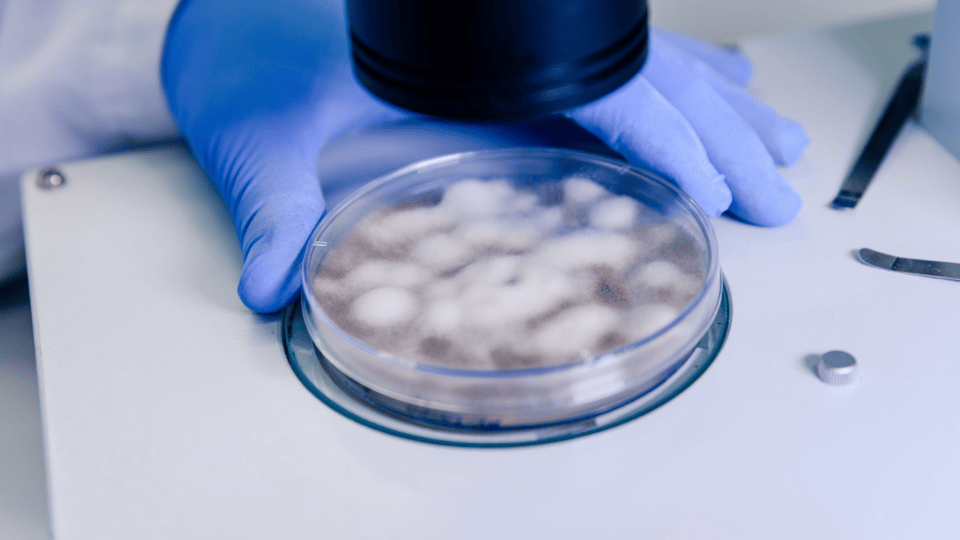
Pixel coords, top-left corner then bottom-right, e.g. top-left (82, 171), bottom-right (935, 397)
top-left (301, 148), bottom-right (722, 430)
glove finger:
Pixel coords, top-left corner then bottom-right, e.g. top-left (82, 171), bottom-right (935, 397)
top-left (236, 177), bottom-right (324, 314)
top-left (652, 28), bottom-right (753, 86)
top-left (174, 72), bottom-right (401, 313)
top-left (566, 74), bottom-right (732, 218)
top-left (194, 124), bottom-right (326, 313)
top-left (663, 41), bottom-right (809, 166)
top-left (163, 0), bottom-right (405, 313)
top-left (643, 46), bottom-right (801, 226)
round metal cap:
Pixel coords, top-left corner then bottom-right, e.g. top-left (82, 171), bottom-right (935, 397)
top-left (817, 351), bottom-right (857, 385)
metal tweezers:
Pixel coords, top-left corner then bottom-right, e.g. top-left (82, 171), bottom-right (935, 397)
top-left (831, 34), bottom-right (930, 209)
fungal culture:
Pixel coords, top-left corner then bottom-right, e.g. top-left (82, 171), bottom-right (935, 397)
top-left (301, 148), bottom-right (722, 429)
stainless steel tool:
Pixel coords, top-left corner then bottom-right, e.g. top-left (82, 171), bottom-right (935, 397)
top-left (858, 248), bottom-right (960, 281)
top-left (831, 34), bottom-right (929, 209)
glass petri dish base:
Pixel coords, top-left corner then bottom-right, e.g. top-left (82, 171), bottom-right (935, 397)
top-left (282, 279), bottom-right (730, 448)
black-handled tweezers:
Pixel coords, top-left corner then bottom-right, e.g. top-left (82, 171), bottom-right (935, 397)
top-left (831, 34), bottom-right (929, 209)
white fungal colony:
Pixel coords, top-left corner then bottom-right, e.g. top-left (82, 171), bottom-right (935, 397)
top-left (313, 176), bottom-right (707, 370)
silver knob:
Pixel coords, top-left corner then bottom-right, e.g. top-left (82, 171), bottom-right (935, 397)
top-left (817, 350), bottom-right (857, 385)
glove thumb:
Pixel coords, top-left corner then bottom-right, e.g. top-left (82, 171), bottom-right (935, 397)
top-left (197, 125), bottom-right (326, 313)
top-left (235, 174), bottom-right (324, 314)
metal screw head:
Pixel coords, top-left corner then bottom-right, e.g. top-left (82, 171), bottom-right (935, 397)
top-left (37, 168), bottom-right (66, 190)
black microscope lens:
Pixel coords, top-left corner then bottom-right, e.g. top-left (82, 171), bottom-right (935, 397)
top-left (346, 0), bottom-right (649, 120)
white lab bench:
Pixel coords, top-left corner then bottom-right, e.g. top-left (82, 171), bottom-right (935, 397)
top-left (21, 12), bottom-right (960, 540)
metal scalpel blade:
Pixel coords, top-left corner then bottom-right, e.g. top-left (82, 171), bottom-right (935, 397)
top-left (858, 248), bottom-right (960, 281)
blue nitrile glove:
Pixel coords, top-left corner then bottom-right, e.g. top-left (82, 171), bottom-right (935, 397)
top-left (162, 0), bottom-right (405, 313)
top-left (567, 29), bottom-right (808, 226)
top-left (163, 0), bottom-right (808, 314)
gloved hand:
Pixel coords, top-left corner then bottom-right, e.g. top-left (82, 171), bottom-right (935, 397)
top-left (163, 0), bottom-right (807, 314)
top-left (567, 28), bottom-right (807, 226)
top-left (163, 0), bottom-right (405, 313)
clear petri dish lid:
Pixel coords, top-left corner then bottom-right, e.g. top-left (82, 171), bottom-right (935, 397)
top-left (301, 148), bottom-right (722, 429)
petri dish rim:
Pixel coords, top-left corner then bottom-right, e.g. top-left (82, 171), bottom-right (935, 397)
top-left (300, 147), bottom-right (720, 379)
top-left (282, 281), bottom-right (731, 448)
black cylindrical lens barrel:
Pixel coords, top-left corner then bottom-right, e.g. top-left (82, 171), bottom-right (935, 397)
top-left (346, 0), bottom-right (649, 120)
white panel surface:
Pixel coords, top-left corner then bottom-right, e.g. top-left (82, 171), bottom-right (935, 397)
top-left (649, 0), bottom-right (935, 41)
top-left (22, 12), bottom-right (960, 540)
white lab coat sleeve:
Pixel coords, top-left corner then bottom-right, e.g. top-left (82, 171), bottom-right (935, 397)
top-left (0, 0), bottom-right (182, 284)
